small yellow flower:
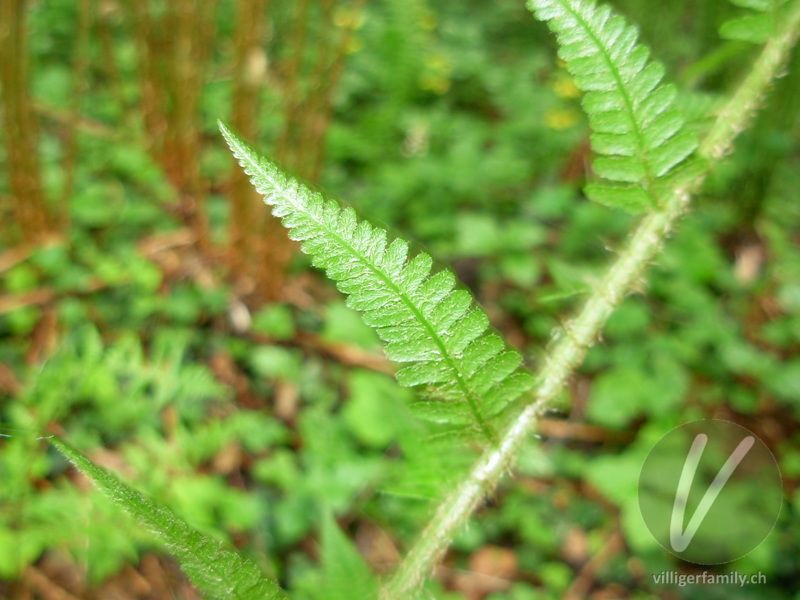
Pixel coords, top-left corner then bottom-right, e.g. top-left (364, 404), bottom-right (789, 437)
top-left (552, 73), bottom-right (581, 99)
top-left (419, 11), bottom-right (437, 30)
top-left (420, 73), bottom-right (450, 94)
top-left (426, 54), bottom-right (451, 72)
top-left (545, 108), bottom-right (580, 130)
top-left (346, 36), bottom-right (364, 54)
top-left (333, 6), bottom-right (366, 30)
top-left (420, 54), bottom-right (452, 94)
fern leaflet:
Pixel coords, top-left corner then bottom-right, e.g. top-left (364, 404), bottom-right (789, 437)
top-left (219, 122), bottom-right (534, 445)
top-left (52, 437), bottom-right (288, 600)
top-left (528, 0), bottom-right (698, 213)
top-left (721, 0), bottom-right (790, 43)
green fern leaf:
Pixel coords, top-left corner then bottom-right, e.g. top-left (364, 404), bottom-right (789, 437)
top-left (720, 0), bottom-right (789, 43)
top-left (219, 122), bottom-right (534, 444)
top-left (314, 510), bottom-right (378, 600)
top-left (528, 0), bottom-right (698, 213)
top-left (52, 437), bottom-right (288, 600)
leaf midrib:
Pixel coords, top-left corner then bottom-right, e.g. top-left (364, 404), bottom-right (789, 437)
top-left (243, 151), bottom-right (499, 445)
top-left (560, 0), bottom-right (659, 194)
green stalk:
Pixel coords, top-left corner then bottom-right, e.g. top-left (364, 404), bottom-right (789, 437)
top-left (381, 3), bottom-right (800, 597)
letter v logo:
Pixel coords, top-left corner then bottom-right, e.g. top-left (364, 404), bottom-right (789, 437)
top-left (669, 433), bottom-right (755, 552)
top-left (640, 420), bottom-right (782, 564)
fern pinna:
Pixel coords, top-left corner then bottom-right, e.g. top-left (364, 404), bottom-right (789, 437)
top-left (220, 122), bottom-right (534, 445)
top-left (528, 0), bottom-right (698, 213)
top-left (721, 0), bottom-right (792, 43)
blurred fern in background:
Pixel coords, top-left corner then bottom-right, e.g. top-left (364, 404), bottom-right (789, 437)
top-left (1, 0), bottom-right (800, 598)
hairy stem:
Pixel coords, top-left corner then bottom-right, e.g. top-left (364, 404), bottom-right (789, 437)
top-left (381, 3), bottom-right (800, 597)
top-left (699, 1), bottom-right (800, 161)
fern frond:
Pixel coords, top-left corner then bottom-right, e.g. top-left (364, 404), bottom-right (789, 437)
top-left (528, 0), bottom-right (698, 213)
top-left (721, 0), bottom-right (790, 43)
top-left (219, 122), bottom-right (534, 445)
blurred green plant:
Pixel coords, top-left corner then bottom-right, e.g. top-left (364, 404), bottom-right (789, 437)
top-left (40, 1), bottom-right (800, 599)
top-left (2, 0), bottom-right (800, 598)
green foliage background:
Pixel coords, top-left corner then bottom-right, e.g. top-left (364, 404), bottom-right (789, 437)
top-left (1, 0), bottom-right (799, 598)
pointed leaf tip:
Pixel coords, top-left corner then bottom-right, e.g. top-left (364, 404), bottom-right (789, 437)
top-left (219, 119), bottom-right (534, 444)
top-left (51, 437), bottom-right (289, 600)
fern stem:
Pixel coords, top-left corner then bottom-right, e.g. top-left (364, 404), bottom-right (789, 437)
top-left (699, 0), bottom-right (800, 161)
top-left (382, 190), bottom-right (691, 600)
top-left (381, 3), bottom-right (800, 596)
